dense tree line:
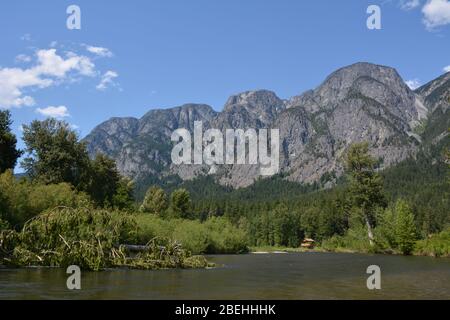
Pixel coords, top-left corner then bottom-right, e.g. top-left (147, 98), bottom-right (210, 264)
top-left (1, 109), bottom-right (449, 257)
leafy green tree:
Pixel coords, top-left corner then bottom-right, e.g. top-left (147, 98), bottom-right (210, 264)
top-left (394, 200), bottom-right (417, 255)
top-left (0, 110), bottom-right (22, 173)
top-left (346, 142), bottom-right (386, 246)
top-left (377, 207), bottom-right (397, 249)
top-left (21, 119), bottom-right (90, 188)
top-left (21, 119), bottom-right (134, 209)
top-left (87, 154), bottom-right (122, 207)
top-left (111, 177), bottom-right (135, 210)
top-left (169, 188), bottom-right (191, 218)
top-left (140, 186), bottom-right (168, 215)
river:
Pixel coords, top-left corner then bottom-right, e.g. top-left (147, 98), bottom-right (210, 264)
top-left (1, 252), bottom-right (449, 299)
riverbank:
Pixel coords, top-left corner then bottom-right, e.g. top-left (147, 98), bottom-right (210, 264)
top-left (0, 207), bottom-right (213, 271)
top-left (250, 242), bottom-right (450, 258)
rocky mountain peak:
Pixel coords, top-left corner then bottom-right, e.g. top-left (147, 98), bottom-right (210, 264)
top-left (224, 90), bottom-right (284, 112)
top-left (416, 72), bottom-right (450, 113)
top-left (84, 63), bottom-right (448, 191)
top-left (315, 62), bottom-right (411, 104)
top-left (217, 90), bottom-right (285, 129)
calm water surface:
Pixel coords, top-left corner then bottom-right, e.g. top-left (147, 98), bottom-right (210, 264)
top-left (1, 252), bottom-right (449, 299)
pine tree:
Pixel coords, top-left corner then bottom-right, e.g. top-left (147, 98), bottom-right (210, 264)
top-left (394, 200), bottom-right (417, 255)
top-left (346, 142), bottom-right (386, 246)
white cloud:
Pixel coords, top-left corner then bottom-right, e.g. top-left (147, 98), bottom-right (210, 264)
top-left (85, 45), bottom-right (113, 58)
top-left (15, 54), bottom-right (32, 63)
top-left (406, 79), bottom-right (422, 89)
top-left (422, 0), bottom-right (450, 29)
top-left (96, 70), bottom-right (119, 91)
top-left (0, 49), bottom-right (96, 109)
top-left (36, 106), bottom-right (70, 118)
top-left (444, 65), bottom-right (450, 72)
top-left (33, 49), bottom-right (95, 78)
top-left (401, 0), bottom-right (421, 10)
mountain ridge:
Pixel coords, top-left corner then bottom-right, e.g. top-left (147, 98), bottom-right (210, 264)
top-left (83, 62), bottom-right (449, 192)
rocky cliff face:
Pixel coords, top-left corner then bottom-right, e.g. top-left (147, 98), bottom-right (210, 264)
top-left (83, 62), bottom-right (449, 190)
top-left (415, 72), bottom-right (450, 147)
top-left (277, 62), bottom-right (426, 186)
top-left (416, 72), bottom-right (450, 113)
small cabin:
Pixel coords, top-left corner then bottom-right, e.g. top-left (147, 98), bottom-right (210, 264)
top-left (301, 238), bottom-right (315, 249)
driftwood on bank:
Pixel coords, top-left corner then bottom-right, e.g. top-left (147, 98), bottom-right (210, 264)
top-left (121, 244), bottom-right (166, 253)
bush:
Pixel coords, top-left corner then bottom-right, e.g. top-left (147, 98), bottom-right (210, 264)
top-left (173, 221), bottom-right (210, 254)
top-left (140, 186), bottom-right (168, 215)
top-left (321, 226), bottom-right (377, 253)
top-left (203, 217), bottom-right (248, 254)
top-left (135, 214), bottom-right (248, 254)
top-left (0, 170), bottom-right (91, 227)
top-left (414, 229), bottom-right (450, 258)
top-left (376, 200), bottom-right (417, 255)
top-left (135, 214), bottom-right (175, 243)
top-left (0, 207), bottom-right (209, 271)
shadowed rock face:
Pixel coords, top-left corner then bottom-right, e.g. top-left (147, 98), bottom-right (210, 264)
top-left (84, 62), bottom-right (449, 190)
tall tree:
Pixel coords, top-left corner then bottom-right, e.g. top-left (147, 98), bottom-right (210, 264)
top-left (169, 188), bottom-right (191, 218)
top-left (346, 142), bottom-right (386, 245)
top-left (111, 177), bottom-right (135, 210)
top-left (394, 200), bottom-right (417, 255)
top-left (0, 110), bottom-right (22, 173)
top-left (140, 186), bottom-right (168, 215)
top-left (21, 119), bottom-right (91, 187)
top-left (87, 154), bottom-right (122, 207)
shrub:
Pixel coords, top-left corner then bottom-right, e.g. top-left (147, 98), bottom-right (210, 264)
top-left (414, 229), bottom-right (450, 258)
top-left (135, 214), bottom-right (248, 254)
top-left (203, 217), bottom-right (248, 254)
top-left (0, 207), bottom-right (209, 270)
top-left (135, 214), bottom-right (175, 244)
top-left (172, 221), bottom-right (209, 254)
top-left (376, 200), bottom-right (417, 255)
top-left (0, 170), bottom-right (91, 227)
top-left (321, 226), bottom-right (377, 253)
top-left (140, 186), bottom-right (168, 215)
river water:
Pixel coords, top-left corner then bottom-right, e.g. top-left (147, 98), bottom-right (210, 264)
top-left (1, 252), bottom-right (449, 299)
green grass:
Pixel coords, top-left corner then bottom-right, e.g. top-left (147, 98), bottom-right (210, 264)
top-left (0, 207), bottom-right (211, 271)
top-left (135, 214), bottom-right (249, 255)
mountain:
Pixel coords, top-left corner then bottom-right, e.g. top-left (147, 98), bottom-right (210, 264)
top-left (83, 63), bottom-right (449, 194)
top-left (415, 72), bottom-right (450, 151)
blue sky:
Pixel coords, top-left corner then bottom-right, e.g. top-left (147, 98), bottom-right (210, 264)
top-left (0, 0), bottom-right (449, 167)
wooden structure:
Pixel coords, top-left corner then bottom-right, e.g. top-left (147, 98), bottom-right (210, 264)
top-left (300, 238), bottom-right (315, 249)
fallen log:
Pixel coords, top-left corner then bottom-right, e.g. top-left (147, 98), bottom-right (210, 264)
top-left (120, 244), bottom-right (166, 252)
